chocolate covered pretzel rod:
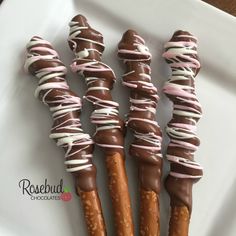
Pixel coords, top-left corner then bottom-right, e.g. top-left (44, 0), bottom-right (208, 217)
top-left (68, 15), bottom-right (134, 236)
top-left (118, 30), bottom-right (163, 236)
top-left (162, 31), bottom-right (203, 236)
top-left (24, 36), bottom-right (106, 236)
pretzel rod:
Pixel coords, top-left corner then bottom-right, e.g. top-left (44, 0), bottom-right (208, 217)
top-left (139, 189), bottom-right (160, 235)
top-left (24, 36), bottom-right (106, 236)
top-left (68, 15), bottom-right (134, 236)
top-left (118, 30), bottom-right (162, 236)
top-left (162, 30), bottom-right (203, 236)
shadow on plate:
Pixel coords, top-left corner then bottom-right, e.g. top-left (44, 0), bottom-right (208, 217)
top-left (201, 58), bottom-right (236, 95)
top-left (207, 180), bottom-right (236, 236)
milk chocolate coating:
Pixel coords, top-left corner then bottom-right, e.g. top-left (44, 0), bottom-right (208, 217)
top-left (163, 30), bottom-right (203, 213)
top-left (25, 36), bottom-right (97, 192)
top-left (68, 15), bottom-right (125, 156)
top-left (118, 30), bottom-right (162, 194)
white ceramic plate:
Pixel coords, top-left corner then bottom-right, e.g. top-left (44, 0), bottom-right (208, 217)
top-left (0, 0), bottom-right (236, 235)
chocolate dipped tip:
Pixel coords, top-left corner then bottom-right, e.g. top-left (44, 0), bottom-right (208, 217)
top-left (26, 36), bottom-right (55, 53)
top-left (169, 30), bottom-right (198, 43)
top-left (165, 29), bottom-right (200, 75)
top-left (118, 29), bottom-right (146, 48)
top-left (118, 29), bottom-right (151, 61)
top-left (173, 30), bottom-right (192, 37)
top-left (31, 35), bottom-right (42, 40)
top-left (26, 36), bottom-right (42, 51)
top-left (25, 36), bottom-right (61, 75)
top-left (71, 14), bottom-right (89, 27)
top-left (119, 29), bottom-right (138, 45)
top-left (68, 14), bottom-right (104, 56)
